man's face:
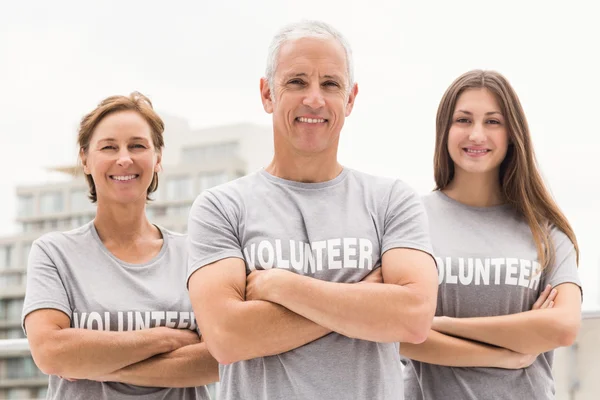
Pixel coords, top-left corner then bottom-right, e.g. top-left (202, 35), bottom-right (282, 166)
top-left (260, 37), bottom-right (358, 156)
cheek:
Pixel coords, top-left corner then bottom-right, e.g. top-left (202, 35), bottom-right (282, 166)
top-left (447, 128), bottom-right (462, 151)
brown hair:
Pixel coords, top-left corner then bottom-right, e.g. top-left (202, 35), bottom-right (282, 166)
top-left (78, 92), bottom-right (164, 203)
top-left (434, 70), bottom-right (579, 267)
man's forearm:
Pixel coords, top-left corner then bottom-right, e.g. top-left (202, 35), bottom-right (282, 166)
top-left (434, 309), bottom-right (579, 354)
top-left (401, 330), bottom-right (524, 368)
top-left (265, 273), bottom-right (433, 343)
top-left (205, 299), bottom-right (330, 364)
top-left (101, 343), bottom-right (219, 388)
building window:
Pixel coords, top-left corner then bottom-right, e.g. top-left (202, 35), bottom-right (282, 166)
top-left (2, 299), bottom-right (25, 321)
top-left (40, 191), bottom-right (64, 214)
top-left (166, 176), bottom-right (193, 201)
top-left (0, 272), bottom-right (22, 288)
top-left (182, 141), bottom-right (240, 164)
top-left (0, 328), bottom-right (26, 340)
top-left (21, 242), bottom-right (32, 266)
top-left (166, 204), bottom-right (192, 217)
top-left (6, 388), bottom-right (33, 399)
top-left (199, 171), bottom-right (229, 191)
top-left (36, 387), bottom-right (48, 399)
top-left (17, 195), bottom-right (35, 217)
top-left (70, 189), bottom-right (93, 212)
top-left (0, 245), bottom-right (13, 269)
top-left (4, 357), bottom-right (45, 380)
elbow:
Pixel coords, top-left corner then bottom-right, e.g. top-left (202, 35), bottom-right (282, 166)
top-left (202, 325), bottom-right (244, 365)
top-left (557, 318), bottom-right (581, 348)
top-left (29, 343), bottom-right (63, 376)
top-left (402, 296), bottom-right (436, 344)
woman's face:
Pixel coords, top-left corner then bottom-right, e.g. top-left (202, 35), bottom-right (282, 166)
top-left (447, 88), bottom-right (509, 178)
top-left (81, 110), bottom-right (161, 205)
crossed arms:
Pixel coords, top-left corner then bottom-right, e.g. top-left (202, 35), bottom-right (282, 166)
top-left (400, 282), bottom-right (582, 369)
top-left (188, 247), bottom-right (439, 365)
top-left (24, 309), bottom-right (218, 387)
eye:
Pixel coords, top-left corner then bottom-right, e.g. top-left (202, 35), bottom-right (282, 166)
top-left (288, 79), bottom-right (305, 85)
top-left (323, 81), bottom-right (340, 88)
top-left (131, 144), bottom-right (147, 149)
top-left (487, 119), bottom-right (501, 125)
top-left (456, 118), bottom-right (470, 124)
top-left (101, 145), bottom-right (116, 150)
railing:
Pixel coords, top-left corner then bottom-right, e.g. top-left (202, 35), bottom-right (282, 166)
top-left (0, 339), bottom-right (30, 357)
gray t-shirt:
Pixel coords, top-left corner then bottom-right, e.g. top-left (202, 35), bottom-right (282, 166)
top-left (22, 221), bottom-right (211, 400)
top-left (187, 168), bottom-right (434, 400)
top-left (403, 191), bottom-right (581, 400)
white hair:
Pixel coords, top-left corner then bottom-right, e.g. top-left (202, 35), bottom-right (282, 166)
top-left (265, 20), bottom-right (355, 93)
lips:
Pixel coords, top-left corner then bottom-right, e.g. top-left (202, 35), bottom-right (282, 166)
top-left (296, 117), bottom-right (327, 124)
top-left (110, 174), bottom-right (139, 181)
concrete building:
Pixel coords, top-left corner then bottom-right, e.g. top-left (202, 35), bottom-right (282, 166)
top-left (0, 117), bottom-right (272, 399)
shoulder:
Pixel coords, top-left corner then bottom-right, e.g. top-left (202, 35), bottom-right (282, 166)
top-left (347, 169), bottom-right (418, 199)
top-left (191, 172), bottom-right (261, 209)
top-left (159, 226), bottom-right (187, 250)
top-left (34, 222), bottom-right (94, 252)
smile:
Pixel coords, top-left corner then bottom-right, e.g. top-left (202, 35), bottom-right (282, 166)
top-left (296, 117), bottom-right (327, 124)
top-left (463, 148), bottom-right (490, 155)
top-left (110, 174), bottom-right (139, 181)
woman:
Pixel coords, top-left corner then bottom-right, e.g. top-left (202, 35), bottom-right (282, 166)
top-left (22, 92), bottom-right (218, 399)
top-left (401, 70), bottom-right (581, 399)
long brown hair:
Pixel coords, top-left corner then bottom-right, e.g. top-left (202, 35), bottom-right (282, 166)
top-left (434, 70), bottom-right (579, 267)
top-left (78, 92), bottom-right (165, 203)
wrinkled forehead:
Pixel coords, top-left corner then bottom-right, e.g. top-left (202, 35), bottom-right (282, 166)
top-left (275, 37), bottom-right (349, 83)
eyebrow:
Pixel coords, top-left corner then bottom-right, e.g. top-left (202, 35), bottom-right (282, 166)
top-left (97, 137), bottom-right (150, 143)
top-left (285, 73), bottom-right (344, 81)
top-left (455, 110), bottom-right (503, 116)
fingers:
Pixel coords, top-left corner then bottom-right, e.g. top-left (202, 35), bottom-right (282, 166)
top-left (532, 284), bottom-right (552, 310)
top-left (540, 289), bottom-right (557, 309)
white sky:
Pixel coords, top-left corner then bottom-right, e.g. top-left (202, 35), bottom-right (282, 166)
top-left (1, 0), bottom-right (598, 307)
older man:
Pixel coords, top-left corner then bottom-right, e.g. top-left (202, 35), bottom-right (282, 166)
top-left (187, 20), bottom-right (438, 400)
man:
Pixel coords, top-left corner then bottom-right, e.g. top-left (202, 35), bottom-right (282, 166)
top-left (187, 20), bottom-right (438, 400)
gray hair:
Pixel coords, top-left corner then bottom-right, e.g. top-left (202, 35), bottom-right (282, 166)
top-left (265, 20), bottom-right (355, 93)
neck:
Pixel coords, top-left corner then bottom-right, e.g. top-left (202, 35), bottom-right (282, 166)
top-left (443, 169), bottom-right (504, 207)
top-left (93, 198), bottom-right (157, 245)
top-left (266, 142), bottom-right (342, 183)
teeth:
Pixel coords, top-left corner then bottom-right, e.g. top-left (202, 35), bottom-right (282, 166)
top-left (112, 175), bottom-right (137, 181)
top-left (297, 117), bottom-right (326, 124)
top-left (466, 149), bottom-right (488, 154)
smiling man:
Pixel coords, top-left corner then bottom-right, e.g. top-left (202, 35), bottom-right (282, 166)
top-left (186, 20), bottom-right (439, 400)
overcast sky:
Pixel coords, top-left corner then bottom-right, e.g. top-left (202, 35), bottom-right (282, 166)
top-left (1, 0), bottom-right (598, 307)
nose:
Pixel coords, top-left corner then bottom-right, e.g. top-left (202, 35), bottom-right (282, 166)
top-left (116, 148), bottom-right (133, 168)
top-left (468, 123), bottom-right (486, 144)
top-left (302, 82), bottom-right (326, 109)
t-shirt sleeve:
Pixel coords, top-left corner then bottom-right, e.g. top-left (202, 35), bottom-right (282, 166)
top-left (381, 180), bottom-right (433, 257)
top-left (186, 190), bottom-right (245, 284)
top-left (21, 239), bottom-right (72, 335)
top-left (541, 226), bottom-right (582, 298)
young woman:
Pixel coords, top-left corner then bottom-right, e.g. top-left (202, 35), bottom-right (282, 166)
top-left (401, 70), bottom-right (581, 400)
top-left (22, 93), bottom-right (218, 399)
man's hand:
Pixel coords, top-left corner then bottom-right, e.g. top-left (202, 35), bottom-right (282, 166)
top-left (246, 268), bottom-right (290, 301)
top-left (358, 267), bottom-right (383, 284)
top-left (532, 284), bottom-right (557, 310)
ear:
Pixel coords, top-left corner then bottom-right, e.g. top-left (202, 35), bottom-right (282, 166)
top-left (345, 83), bottom-right (359, 117)
top-left (154, 152), bottom-right (163, 173)
top-left (80, 149), bottom-right (90, 175)
top-left (260, 77), bottom-right (274, 114)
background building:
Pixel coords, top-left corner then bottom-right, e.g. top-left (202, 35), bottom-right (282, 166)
top-left (0, 117), bottom-right (272, 399)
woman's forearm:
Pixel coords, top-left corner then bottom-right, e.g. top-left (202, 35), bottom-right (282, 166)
top-left (32, 327), bottom-right (198, 379)
top-left (101, 343), bottom-right (219, 388)
top-left (401, 329), bottom-right (528, 368)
